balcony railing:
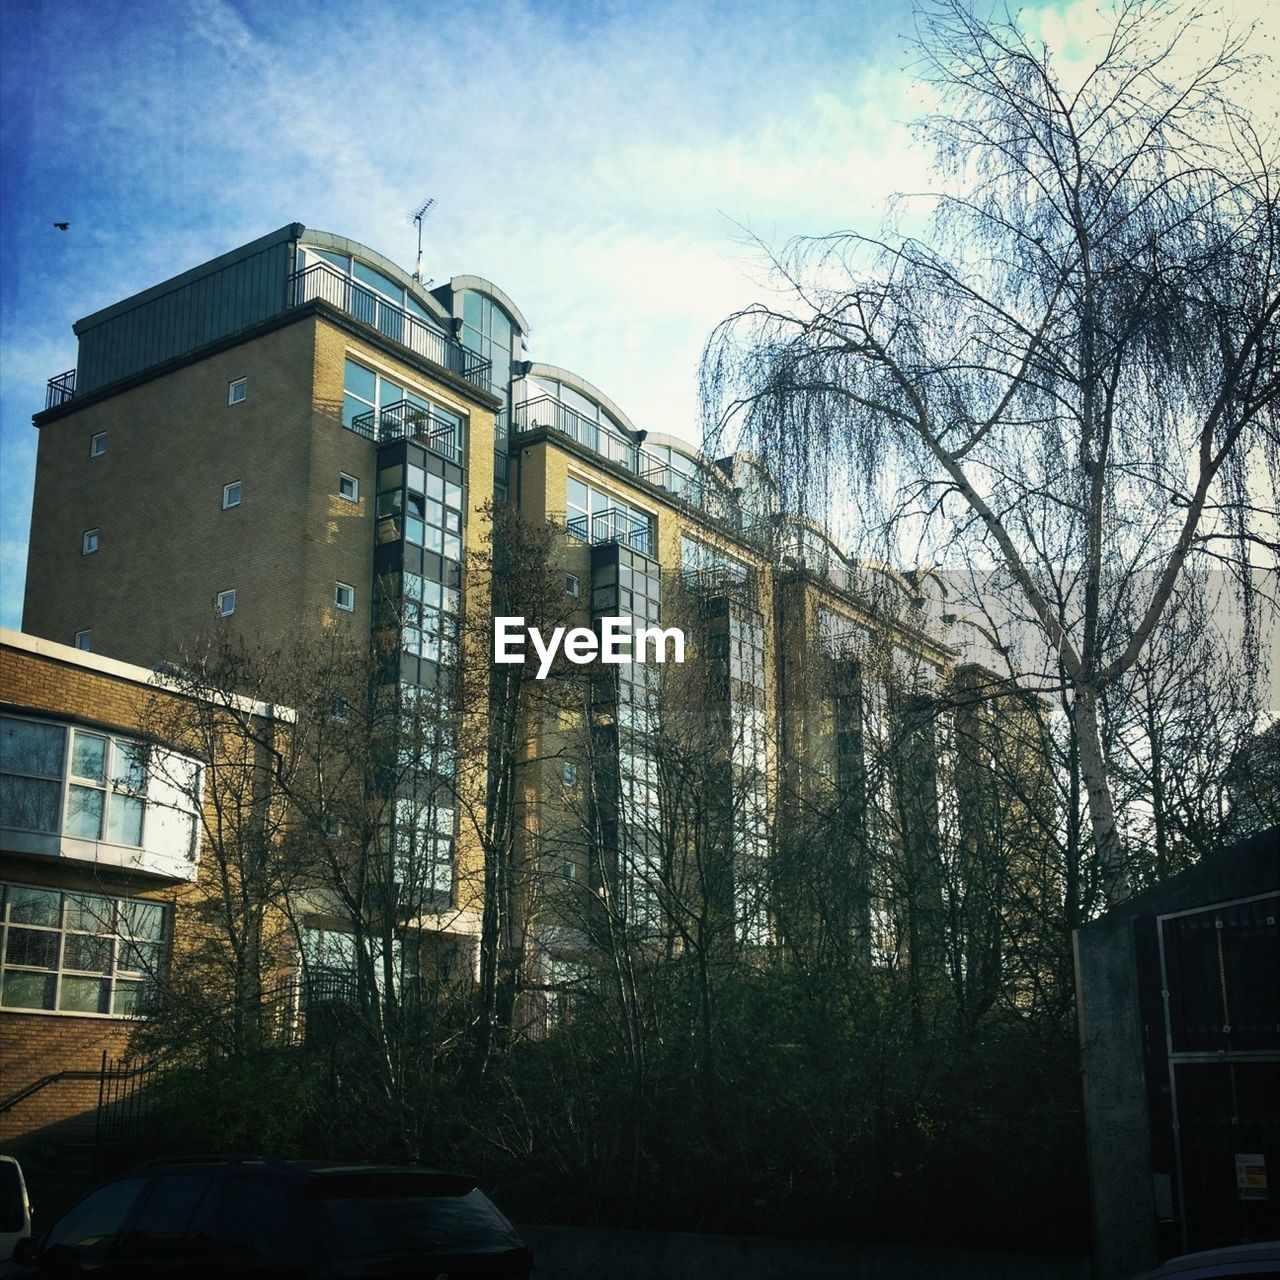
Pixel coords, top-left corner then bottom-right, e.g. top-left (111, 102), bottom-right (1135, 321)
top-left (567, 507), bottom-right (653, 554)
top-left (46, 368), bottom-right (76, 409)
top-left (351, 399), bottom-right (462, 463)
top-left (289, 263), bottom-right (491, 391)
top-left (681, 565), bottom-right (754, 596)
top-left (514, 395), bottom-right (636, 469)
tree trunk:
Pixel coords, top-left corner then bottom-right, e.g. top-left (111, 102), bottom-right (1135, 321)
top-left (1071, 684), bottom-right (1129, 905)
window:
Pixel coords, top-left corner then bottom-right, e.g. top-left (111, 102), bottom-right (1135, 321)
top-left (338, 472), bottom-right (359, 502)
top-left (381, 461), bottom-right (465, 561)
top-left (325, 815), bottom-right (342, 838)
top-left (0, 882), bottom-right (168, 1015)
top-left (459, 290), bottom-right (514, 400)
top-left (562, 760), bottom-right (578, 786)
top-left (335, 583), bottom-right (355, 612)
top-left (565, 573), bottom-right (580, 598)
top-left (394, 572), bottom-right (459, 666)
top-left (216, 590), bottom-right (236, 617)
top-left (562, 860), bottom-right (577, 881)
top-left (41, 1177), bottom-right (148, 1256)
top-left (565, 478), bottom-right (652, 552)
top-left (392, 797), bottom-right (454, 899)
top-left (343, 358), bottom-right (464, 460)
top-left (89, 432), bottom-right (107, 458)
top-left (1, 715), bottom-right (201, 876)
top-left (221, 481), bottom-right (241, 510)
top-left (228, 378), bottom-right (247, 405)
top-left (74, 630), bottom-right (92, 651)
top-left (82, 529), bottom-right (99, 555)
top-left (330, 697), bottom-right (349, 723)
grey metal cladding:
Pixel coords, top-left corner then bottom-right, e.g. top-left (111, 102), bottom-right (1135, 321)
top-left (73, 225), bottom-right (303, 395)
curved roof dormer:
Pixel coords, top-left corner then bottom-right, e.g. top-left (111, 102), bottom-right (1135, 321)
top-left (300, 228), bottom-right (452, 327)
top-left (444, 275), bottom-right (531, 339)
top-left (523, 362), bottom-right (643, 439)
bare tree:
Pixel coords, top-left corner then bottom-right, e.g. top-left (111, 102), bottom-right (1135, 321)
top-left (702, 0), bottom-right (1279, 904)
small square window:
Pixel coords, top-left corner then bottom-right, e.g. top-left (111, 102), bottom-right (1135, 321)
top-left (565, 573), bottom-right (580, 598)
top-left (335, 583), bottom-right (355, 612)
top-left (338, 473), bottom-right (359, 502)
top-left (222, 480), bottom-right (242, 509)
top-left (216, 589), bottom-right (236, 617)
top-left (89, 432), bottom-right (107, 458)
top-left (228, 378), bottom-right (247, 406)
top-left (74, 629), bottom-right (92, 650)
top-left (82, 528), bottom-right (100, 555)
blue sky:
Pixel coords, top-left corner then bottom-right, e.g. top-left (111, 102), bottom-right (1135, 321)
top-left (0, 0), bottom-right (947, 629)
top-left (0, 0), bottom-right (1271, 642)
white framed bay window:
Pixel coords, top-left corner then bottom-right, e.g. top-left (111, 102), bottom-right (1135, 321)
top-left (0, 714), bottom-right (202, 881)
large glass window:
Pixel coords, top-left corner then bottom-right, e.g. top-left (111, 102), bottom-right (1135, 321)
top-left (0, 882), bottom-right (167, 1015)
top-left (393, 797), bottom-right (454, 899)
top-left (399, 572), bottom-right (459, 666)
top-left (460, 291), bottom-right (513, 400)
top-left (0, 714), bottom-right (200, 866)
top-left (344, 359), bottom-right (464, 460)
top-left (380, 464), bottom-right (465, 562)
top-left (565, 478), bottom-right (653, 552)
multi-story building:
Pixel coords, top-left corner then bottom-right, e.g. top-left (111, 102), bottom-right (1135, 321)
top-left (14, 223), bottom-right (1047, 1041)
top-left (0, 628), bottom-right (286, 1166)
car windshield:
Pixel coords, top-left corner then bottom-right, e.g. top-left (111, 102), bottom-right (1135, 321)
top-left (310, 1175), bottom-right (520, 1258)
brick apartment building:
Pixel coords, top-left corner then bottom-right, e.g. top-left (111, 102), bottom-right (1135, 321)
top-left (5, 224), bottom-right (1052, 1151)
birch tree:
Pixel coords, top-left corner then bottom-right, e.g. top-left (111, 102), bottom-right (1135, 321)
top-left (702, 0), bottom-right (1279, 903)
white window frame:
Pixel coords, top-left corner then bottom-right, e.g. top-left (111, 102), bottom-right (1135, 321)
top-left (338, 473), bottom-right (359, 502)
top-left (565, 573), bottom-right (580, 597)
top-left (221, 480), bottom-right (242, 510)
top-left (74, 630), bottom-right (92, 651)
top-left (216, 589), bottom-right (236, 617)
top-left (89, 432), bottom-right (107, 458)
top-left (335, 582), bottom-right (355, 612)
top-left (0, 880), bottom-right (169, 1019)
top-left (81, 529), bottom-right (99, 555)
top-left (228, 377), bottom-right (247, 406)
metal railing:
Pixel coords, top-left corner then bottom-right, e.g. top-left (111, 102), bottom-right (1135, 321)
top-left (514, 395), bottom-right (636, 470)
top-left (46, 368), bottom-right (76, 409)
top-left (289, 263), bottom-right (490, 390)
top-left (567, 507), bottom-right (652, 554)
top-left (351, 399), bottom-right (462, 463)
top-left (681, 565), bottom-right (754, 595)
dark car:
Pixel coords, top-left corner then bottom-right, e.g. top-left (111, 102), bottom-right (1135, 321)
top-left (5, 1156), bottom-right (533, 1278)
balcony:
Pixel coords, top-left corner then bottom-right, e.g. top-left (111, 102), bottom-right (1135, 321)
top-left (681, 564), bottom-right (754, 596)
top-left (351, 399), bottom-right (463, 464)
top-left (289, 263), bottom-right (491, 391)
top-left (45, 369), bottom-right (76, 410)
top-left (567, 507), bottom-right (653, 554)
top-left (514, 395), bottom-right (636, 469)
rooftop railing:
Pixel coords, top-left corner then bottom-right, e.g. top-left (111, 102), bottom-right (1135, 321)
top-left (289, 263), bottom-right (491, 391)
top-left (45, 368), bottom-right (76, 409)
top-left (567, 507), bottom-right (653, 554)
top-left (515, 395), bottom-right (636, 469)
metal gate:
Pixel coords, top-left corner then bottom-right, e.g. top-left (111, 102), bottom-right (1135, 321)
top-left (1158, 891), bottom-right (1280, 1251)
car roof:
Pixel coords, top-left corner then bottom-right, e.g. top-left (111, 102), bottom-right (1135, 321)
top-left (124, 1156), bottom-right (476, 1186)
top-left (1131, 1241), bottom-right (1280, 1279)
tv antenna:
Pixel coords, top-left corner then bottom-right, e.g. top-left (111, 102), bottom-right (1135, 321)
top-left (410, 198), bottom-right (436, 283)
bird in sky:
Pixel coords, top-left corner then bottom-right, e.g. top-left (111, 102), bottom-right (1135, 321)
top-left (54, 222), bottom-right (70, 230)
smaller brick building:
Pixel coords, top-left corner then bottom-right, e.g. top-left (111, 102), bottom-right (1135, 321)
top-left (0, 628), bottom-right (283, 1161)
